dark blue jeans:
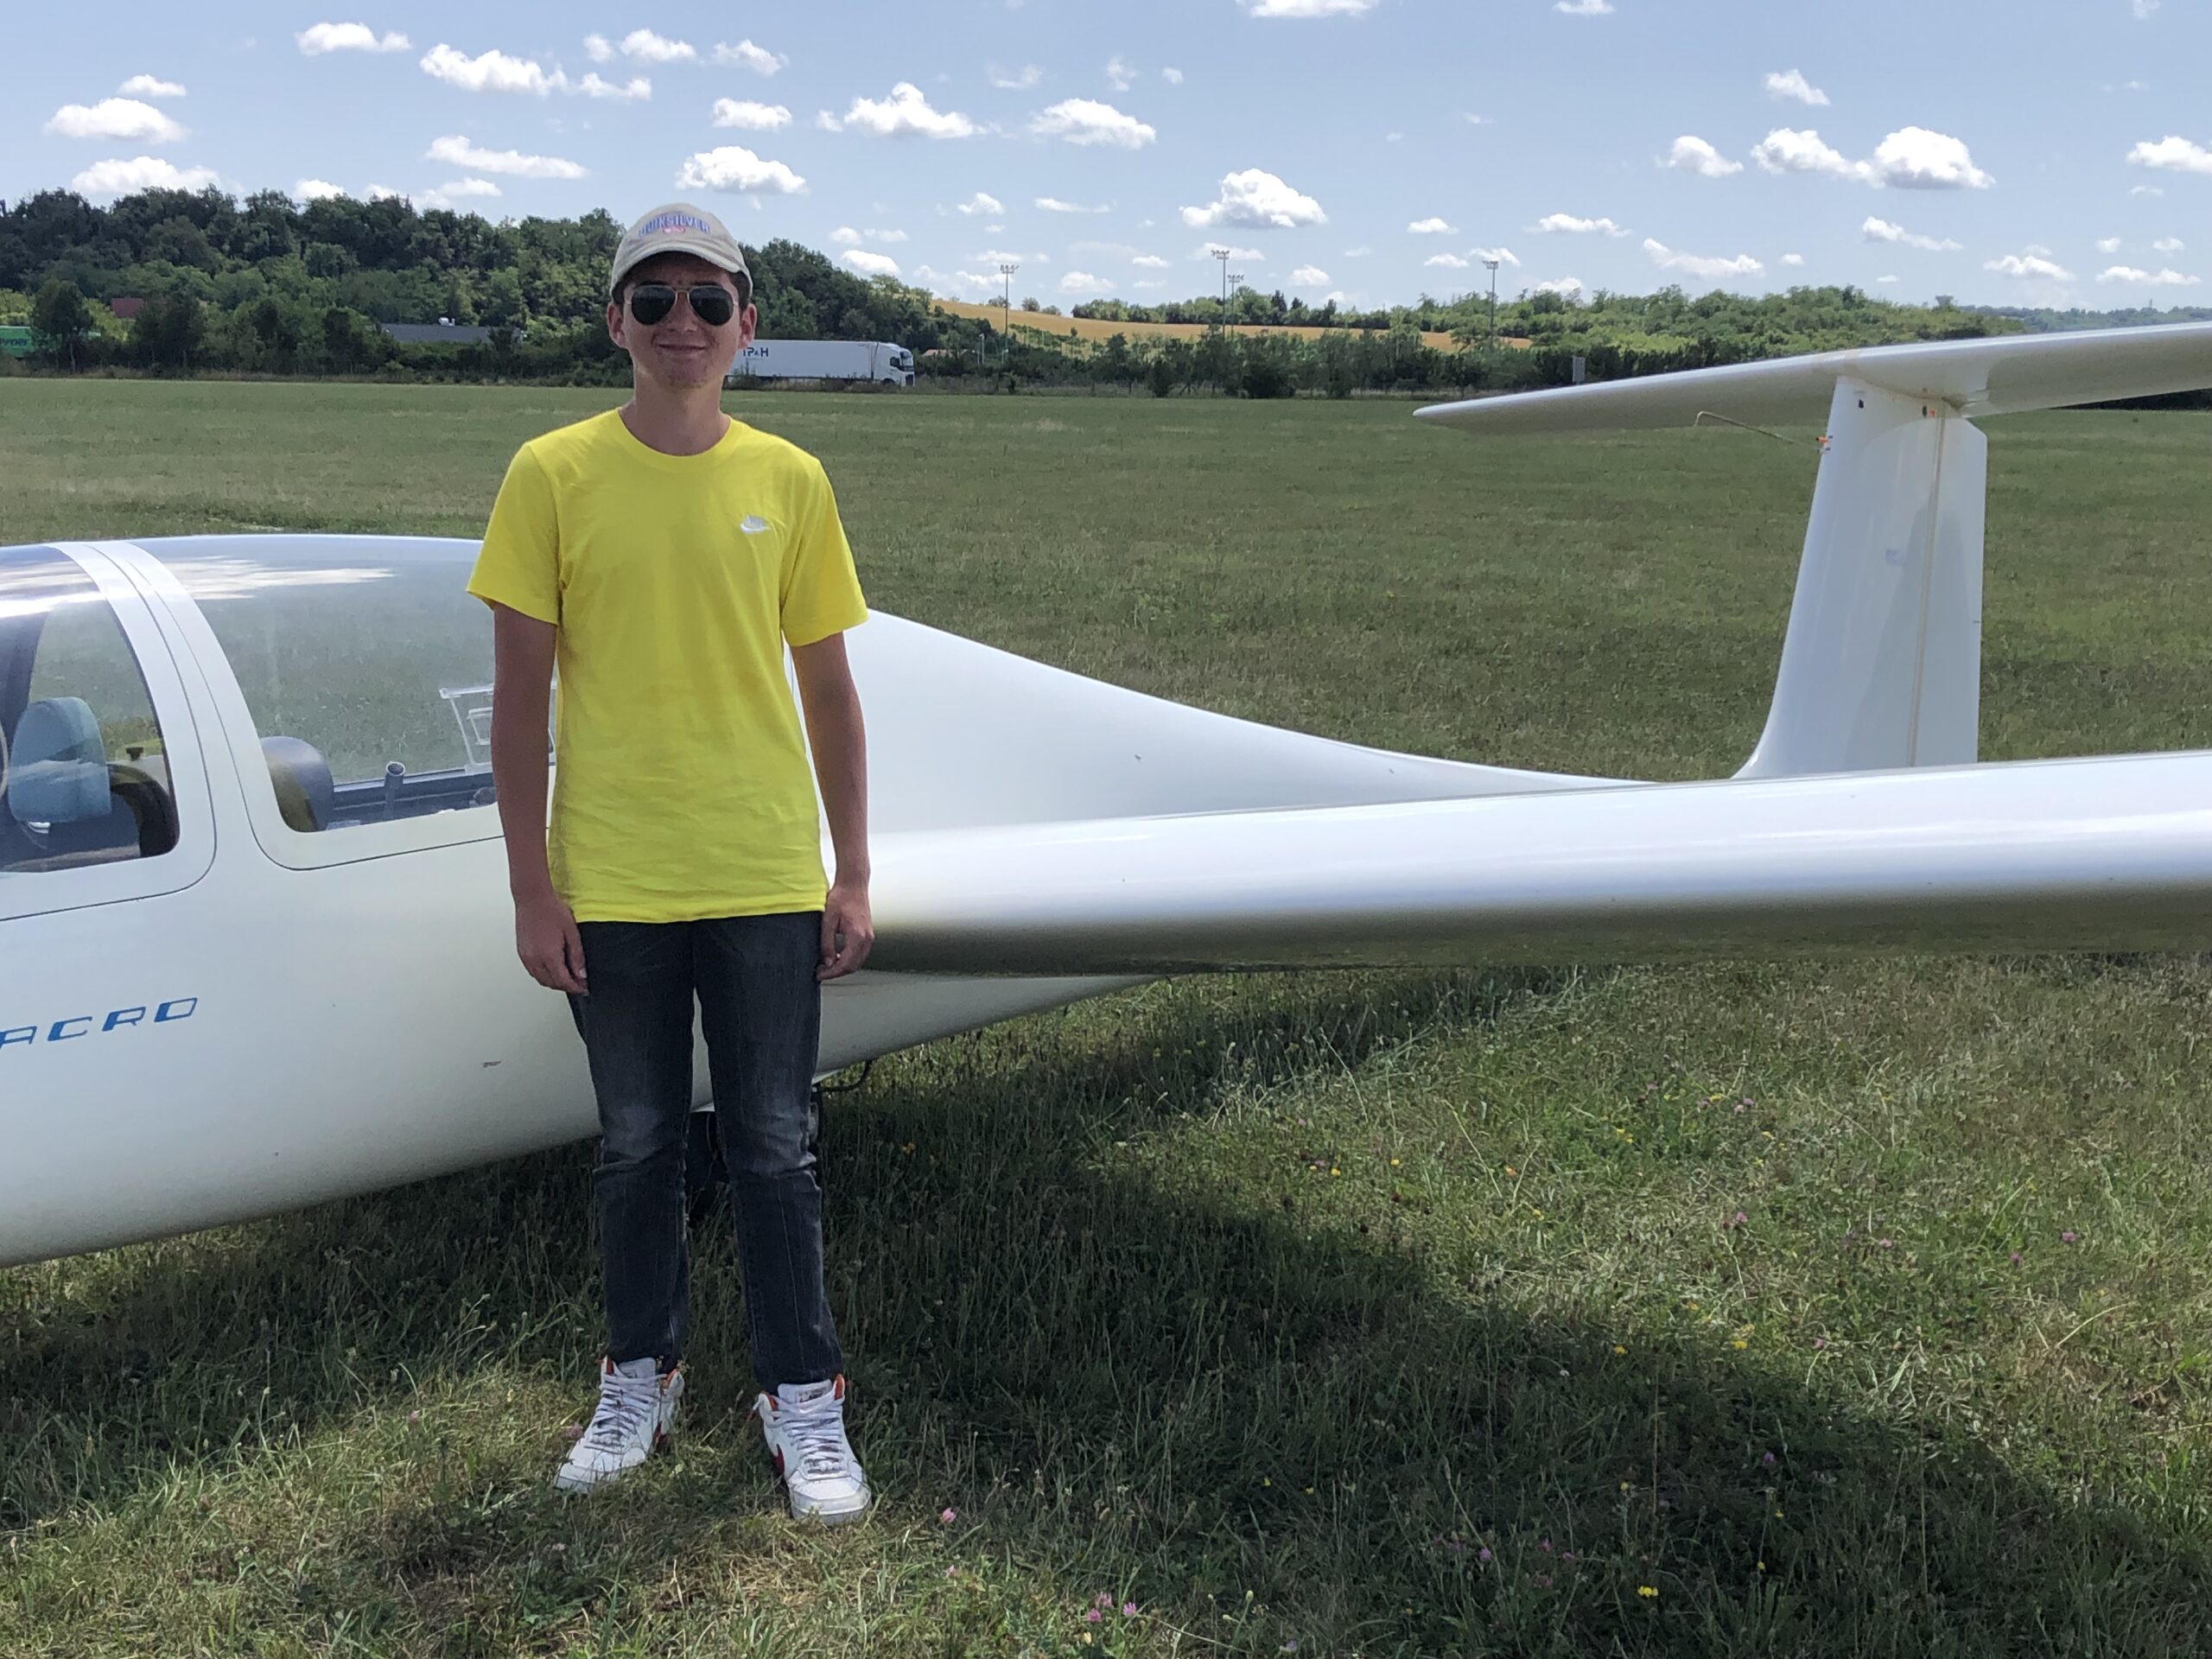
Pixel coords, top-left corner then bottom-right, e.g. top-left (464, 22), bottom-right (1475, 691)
top-left (569, 912), bottom-right (842, 1392)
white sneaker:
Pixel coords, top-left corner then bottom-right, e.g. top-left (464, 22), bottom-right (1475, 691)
top-left (553, 1357), bottom-right (683, 1495)
top-left (755, 1376), bottom-right (871, 1523)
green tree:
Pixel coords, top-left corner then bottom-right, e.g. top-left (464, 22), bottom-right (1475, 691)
top-left (29, 276), bottom-right (94, 369)
top-left (129, 294), bottom-right (205, 372)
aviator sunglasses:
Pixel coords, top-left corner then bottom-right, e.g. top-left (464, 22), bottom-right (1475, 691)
top-left (626, 281), bottom-right (741, 327)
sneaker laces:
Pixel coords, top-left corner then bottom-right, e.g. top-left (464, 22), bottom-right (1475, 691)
top-left (580, 1371), bottom-right (658, 1453)
top-left (781, 1398), bottom-right (854, 1481)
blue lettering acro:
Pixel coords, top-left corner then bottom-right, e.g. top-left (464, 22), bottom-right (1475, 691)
top-left (1, 997), bottom-right (197, 1052)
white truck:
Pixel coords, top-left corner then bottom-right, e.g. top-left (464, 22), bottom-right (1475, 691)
top-left (726, 340), bottom-right (915, 386)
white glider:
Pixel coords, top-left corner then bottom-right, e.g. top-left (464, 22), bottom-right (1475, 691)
top-left (5, 323), bottom-right (2212, 1266)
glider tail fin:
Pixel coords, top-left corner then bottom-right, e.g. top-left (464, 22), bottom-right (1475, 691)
top-left (1736, 376), bottom-right (1986, 780)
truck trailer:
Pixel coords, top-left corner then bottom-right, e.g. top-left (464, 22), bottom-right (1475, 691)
top-left (727, 340), bottom-right (915, 386)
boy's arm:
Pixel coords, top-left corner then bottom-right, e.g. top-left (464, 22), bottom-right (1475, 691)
top-left (791, 632), bottom-right (871, 981)
top-left (490, 602), bottom-right (586, 995)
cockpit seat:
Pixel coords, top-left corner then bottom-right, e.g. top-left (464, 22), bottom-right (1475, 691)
top-left (261, 734), bottom-right (334, 833)
top-left (4, 696), bottom-right (140, 864)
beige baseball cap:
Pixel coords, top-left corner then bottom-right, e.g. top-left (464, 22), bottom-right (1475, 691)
top-left (608, 201), bottom-right (752, 299)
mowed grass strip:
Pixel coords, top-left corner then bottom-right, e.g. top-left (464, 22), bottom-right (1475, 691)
top-left (3, 380), bottom-right (2211, 1656)
top-left (925, 296), bottom-right (1474, 352)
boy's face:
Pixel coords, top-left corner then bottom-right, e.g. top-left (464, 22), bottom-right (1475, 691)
top-left (607, 252), bottom-right (757, 390)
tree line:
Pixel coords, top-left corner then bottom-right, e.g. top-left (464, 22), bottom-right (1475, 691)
top-left (6, 183), bottom-right (2193, 399)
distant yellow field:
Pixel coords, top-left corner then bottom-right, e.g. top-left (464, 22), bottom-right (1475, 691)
top-left (927, 297), bottom-right (1484, 353)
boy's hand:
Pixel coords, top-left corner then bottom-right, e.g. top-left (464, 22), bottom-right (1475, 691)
top-left (516, 888), bottom-right (588, 995)
top-left (819, 880), bottom-right (874, 981)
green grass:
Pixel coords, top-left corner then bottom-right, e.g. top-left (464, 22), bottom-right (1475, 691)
top-left (4, 380), bottom-right (2212, 1656)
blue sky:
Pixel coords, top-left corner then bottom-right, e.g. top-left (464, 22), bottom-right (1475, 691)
top-left (9, 0), bottom-right (2210, 312)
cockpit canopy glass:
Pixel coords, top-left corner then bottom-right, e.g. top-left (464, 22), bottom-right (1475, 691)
top-left (0, 547), bottom-right (180, 874)
top-left (157, 537), bottom-right (506, 835)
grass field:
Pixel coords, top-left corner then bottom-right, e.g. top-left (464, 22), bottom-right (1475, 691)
top-left (927, 297), bottom-right (1478, 353)
top-left (4, 379), bottom-right (2212, 1656)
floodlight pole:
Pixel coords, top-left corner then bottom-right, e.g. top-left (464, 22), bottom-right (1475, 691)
top-left (998, 263), bottom-right (1019, 360)
top-left (1211, 246), bottom-right (1230, 326)
top-left (1484, 258), bottom-right (1500, 352)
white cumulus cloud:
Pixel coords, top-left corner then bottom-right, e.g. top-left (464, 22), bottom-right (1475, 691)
top-left (1751, 125), bottom-right (1991, 188)
top-left (425, 134), bottom-right (585, 178)
top-left (1471, 245), bottom-right (1521, 267)
top-left (1292, 264), bottom-right (1330, 283)
top-left (2155, 236), bottom-right (2186, 252)
top-left (1665, 136), bottom-right (1742, 177)
top-left (420, 44), bottom-right (561, 95)
top-left (1862, 216), bottom-right (1961, 252)
top-left (1242, 0), bottom-right (1377, 14)
top-left (295, 178), bottom-right (346, 200)
top-left (71, 156), bottom-right (219, 198)
top-left (118, 74), bottom-right (186, 99)
top-left (620, 29), bottom-right (695, 63)
top-left (1408, 216), bottom-right (1457, 233)
top-left (1752, 127), bottom-right (1867, 180)
top-left (1031, 99), bottom-right (1155, 148)
top-left (1105, 55), bottom-right (1136, 92)
top-left (843, 250), bottom-right (901, 277)
top-left (434, 177), bottom-right (500, 198)
top-left (675, 145), bottom-right (806, 193)
top-left (956, 192), bottom-right (1004, 216)
top-left (830, 227), bottom-right (862, 246)
top-left (2098, 236), bottom-right (2125, 253)
top-left (583, 34), bottom-right (612, 62)
top-left (1059, 270), bottom-right (1104, 292)
top-left (1533, 213), bottom-right (1627, 236)
top-left (45, 99), bottom-right (185, 143)
top-left (1163, 67), bottom-right (1185, 84)
top-left (1133, 254), bottom-right (1171, 268)
top-left (577, 74), bottom-right (650, 100)
top-left (2128, 135), bottom-right (2212, 174)
top-left (1535, 276), bottom-right (1584, 296)
top-left (715, 40), bottom-right (786, 74)
top-left (1764, 68), bottom-right (1828, 106)
top-left (1874, 126), bottom-right (1993, 189)
top-left (840, 83), bottom-right (976, 138)
top-left (297, 22), bottom-right (410, 54)
top-left (1643, 238), bottom-right (1763, 279)
top-left (1181, 168), bottom-right (1326, 229)
top-left (1782, 252), bottom-right (1805, 266)
top-left (1426, 252), bottom-right (1470, 269)
top-left (1037, 196), bottom-right (1110, 213)
top-left (1986, 251), bottom-right (2074, 281)
top-left (1554, 0), bottom-right (1614, 14)
top-left (713, 99), bottom-right (791, 130)
top-left (989, 64), bottom-right (1043, 89)
top-left (2099, 264), bottom-right (2199, 284)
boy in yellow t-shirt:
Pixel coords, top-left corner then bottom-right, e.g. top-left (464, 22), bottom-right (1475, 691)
top-left (468, 202), bottom-right (873, 1522)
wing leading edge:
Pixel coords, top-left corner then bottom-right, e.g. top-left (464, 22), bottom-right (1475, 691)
top-left (868, 750), bottom-right (2212, 976)
top-left (1414, 321), bottom-right (2212, 435)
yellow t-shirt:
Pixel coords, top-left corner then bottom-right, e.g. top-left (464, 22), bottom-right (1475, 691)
top-left (467, 409), bottom-right (868, 923)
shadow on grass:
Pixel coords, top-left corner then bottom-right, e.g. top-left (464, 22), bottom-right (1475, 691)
top-left (5, 967), bottom-right (2209, 1656)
